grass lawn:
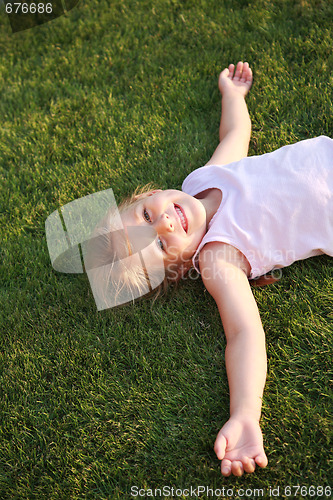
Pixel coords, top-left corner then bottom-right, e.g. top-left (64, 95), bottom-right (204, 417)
top-left (0, 0), bottom-right (332, 498)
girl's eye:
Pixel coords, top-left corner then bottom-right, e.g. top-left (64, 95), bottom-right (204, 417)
top-left (157, 237), bottom-right (164, 251)
top-left (143, 208), bottom-right (151, 222)
top-left (143, 208), bottom-right (165, 252)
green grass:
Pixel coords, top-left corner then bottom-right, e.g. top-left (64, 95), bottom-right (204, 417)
top-left (0, 0), bottom-right (332, 498)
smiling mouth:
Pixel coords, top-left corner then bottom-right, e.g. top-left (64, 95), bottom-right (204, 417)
top-left (174, 204), bottom-right (188, 232)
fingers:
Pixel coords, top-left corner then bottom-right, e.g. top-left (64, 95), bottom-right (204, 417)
top-left (221, 459), bottom-right (251, 477)
top-left (220, 63), bottom-right (238, 81)
top-left (231, 460), bottom-right (244, 477)
top-left (213, 433), bottom-right (227, 460)
top-left (234, 61), bottom-right (252, 82)
top-left (221, 455), bottom-right (264, 477)
top-left (221, 458), bottom-right (232, 477)
top-left (242, 63), bottom-right (253, 86)
top-left (223, 61), bottom-right (252, 82)
top-left (227, 63), bottom-right (235, 78)
top-left (220, 66), bottom-right (230, 77)
top-left (218, 67), bottom-right (230, 87)
top-left (221, 458), bottom-right (250, 477)
top-left (218, 61), bottom-right (253, 97)
top-left (243, 456), bottom-right (256, 474)
top-left (234, 61), bottom-right (244, 80)
top-left (255, 452), bottom-right (268, 469)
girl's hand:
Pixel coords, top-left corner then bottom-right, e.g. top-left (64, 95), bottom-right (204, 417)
top-left (214, 415), bottom-right (268, 476)
top-left (218, 61), bottom-right (253, 98)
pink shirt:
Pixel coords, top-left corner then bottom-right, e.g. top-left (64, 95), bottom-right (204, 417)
top-left (182, 136), bottom-right (333, 279)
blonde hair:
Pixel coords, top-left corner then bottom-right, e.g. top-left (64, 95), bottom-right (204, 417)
top-left (85, 184), bottom-right (171, 308)
top-left (85, 184), bottom-right (278, 308)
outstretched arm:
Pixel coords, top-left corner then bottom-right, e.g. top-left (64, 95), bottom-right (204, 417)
top-left (199, 242), bottom-right (268, 477)
top-left (205, 61), bottom-right (253, 167)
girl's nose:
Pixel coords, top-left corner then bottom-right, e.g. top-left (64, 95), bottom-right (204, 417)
top-left (155, 213), bottom-right (174, 233)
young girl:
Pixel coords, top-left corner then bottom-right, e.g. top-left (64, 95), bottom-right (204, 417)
top-left (81, 62), bottom-right (333, 476)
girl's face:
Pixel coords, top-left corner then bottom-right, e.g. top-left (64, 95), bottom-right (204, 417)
top-left (121, 189), bottom-right (207, 277)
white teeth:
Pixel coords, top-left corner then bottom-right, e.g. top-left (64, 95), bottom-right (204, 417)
top-left (175, 206), bottom-right (186, 231)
